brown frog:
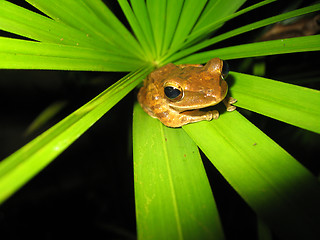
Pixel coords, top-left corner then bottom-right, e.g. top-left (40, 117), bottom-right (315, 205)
top-left (259, 15), bottom-right (320, 41)
top-left (137, 58), bottom-right (237, 127)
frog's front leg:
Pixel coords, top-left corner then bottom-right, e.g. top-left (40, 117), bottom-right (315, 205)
top-left (179, 110), bottom-right (220, 127)
top-left (162, 109), bottom-right (219, 127)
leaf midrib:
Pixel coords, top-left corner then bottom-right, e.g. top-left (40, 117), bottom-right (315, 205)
top-left (160, 123), bottom-right (183, 240)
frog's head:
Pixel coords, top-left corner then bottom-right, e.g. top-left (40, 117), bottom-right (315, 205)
top-left (164, 58), bottom-right (229, 112)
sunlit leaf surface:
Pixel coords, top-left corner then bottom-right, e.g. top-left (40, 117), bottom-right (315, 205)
top-left (183, 111), bottom-right (320, 240)
top-left (133, 103), bottom-right (224, 240)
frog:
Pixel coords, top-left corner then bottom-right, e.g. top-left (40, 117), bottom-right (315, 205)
top-left (137, 58), bottom-right (237, 128)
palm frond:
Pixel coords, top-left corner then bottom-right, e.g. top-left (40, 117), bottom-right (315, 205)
top-left (166, 3), bottom-right (320, 63)
top-left (231, 72), bottom-right (320, 134)
top-left (178, 35), bottom-right (320, 63)
top-left (133, 102), bottom-right (224, 240)
top-left (183, 111), bottom-right (320, 239)
top-left (0, 37), bottom-right (145, 71)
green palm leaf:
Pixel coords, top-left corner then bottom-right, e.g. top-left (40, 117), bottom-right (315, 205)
top-left (179, 35), bottom-right (320, 63)
top-left (0, 37), bottom-right (144, 71)
top-left (168, 0), bottom-right (208, 49)
top-left (231, 72), bottom-right (320, 134)
top-left (0, 1), bottom-right (112, 50)
top-left (0, 0), bottom-right (319, 239)
top-left (25, 0), bottom-right (144, 57)
top-left (183, 111), bottom-right (320, 239)
top-left (166, 3), bottom-right (320, 63)
top-left (133, 102), bottom-right (224, 240)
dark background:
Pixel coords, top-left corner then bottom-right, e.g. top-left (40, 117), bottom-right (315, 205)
top-left (0, 0), bottom-right (319, 239)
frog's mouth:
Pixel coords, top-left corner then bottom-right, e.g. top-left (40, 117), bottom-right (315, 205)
top-left (169, 100), bottom-right (223, 112)
top-left (168, 92), bottom-right (226, 112)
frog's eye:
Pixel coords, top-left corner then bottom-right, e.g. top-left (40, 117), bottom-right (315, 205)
top-left (164, 86), bottom-right (183, 100)
top-left (221, 60), bottom-right (229, 80)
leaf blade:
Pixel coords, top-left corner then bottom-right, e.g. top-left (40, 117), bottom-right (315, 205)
top-left (167, 3), bottom-right (320, 63)
top-left (82, 0), bottom-right (144, 56)
top-left (192, 0), bottom-right (245, 32)
top-left (117, 0), bottom-right (153, 61)
top-left (147, 0), bottom-right (166, 57)
top-left (169, 0), bottom-right (207, 50)
top-left (230, 72), bottom-right (320, 133)
top-left (183, 111), bottom-right (320, 240)
top-left (161, 0), bottom-right (184, 56)
top-left (130, 0), bottom-right (156, 57)
top-left (181, 0), bottom-right (275, 52)
top-left (0, 0), bottom-right (130, 55)
top-left (26, 0), bottom-right (144, 59)
top-left (133, 102), bottom-right (225, 240)
top-left (0, 37), bottom-right (145, 71)
top-left (177, 35), bottom-right (320, 64)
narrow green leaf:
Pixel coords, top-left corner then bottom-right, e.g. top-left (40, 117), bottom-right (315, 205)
top-left (146, 0), bottom-right (166, 58)
top-left (0, 0), bottom-right (116, 51)
top-left (133, 102), bottom-right (224, 240)
top-left (183, 111), bottom-right (320, 240)
top-left (0, 53), bottom-right (141, 71)
top-left (161, 0), bottom-right (275, 62)
top-left (230, 72), bottom-right (320, 134)
top-left (161, 0), bottom-right (184, 56)
top-left (27, 0), bottom-right (112, 40)
top-left (81, 0), bottom-right (145, 56)
top-left (0, 66), bottom-right (153, 204)
top-left (184, 0), bottom-right (276, 49)
top-left (0, 37), bottom-right (145, 71)
top-left (117, 0), bottom-right (154, 61)
top-left (26, 0), bottom-right (143, 59)
top-left (169, 0), bottom-right (207, 50)
top-left (192, 0), bottom-right (246, 32)
top-left (25, 100), bottom-right (67, 136)
top-left (167, 3), bottom-right (320, 63)
top-left (177, 35), bottom-right (320, 64)
top-left (130, 0), bottom-right (156, 57)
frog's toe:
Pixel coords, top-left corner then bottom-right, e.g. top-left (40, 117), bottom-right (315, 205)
top-left (226, 105), bottom-right (236, 112)
top-left (228, 97), bottom-right (237, 104)
top-left (223, 97), bottom-right (237, 111)
top-left (208, 110), bottom-right (219, 120)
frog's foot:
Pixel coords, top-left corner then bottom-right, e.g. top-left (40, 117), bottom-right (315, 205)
top-left (223, 97), bottom-right (237, 112)
top-left (208, 110), bottom-right (219, 120)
